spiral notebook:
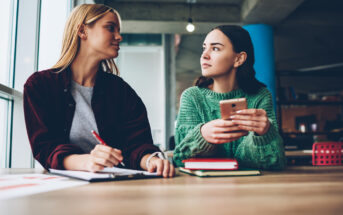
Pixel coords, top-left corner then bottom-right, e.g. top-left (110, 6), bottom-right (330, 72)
top-left (49, 167), bottom-right (160, 182)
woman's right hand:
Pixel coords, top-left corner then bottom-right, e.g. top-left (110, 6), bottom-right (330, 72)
top-left (84, 145), bottom-right (124, 172)
top-left (200, 119), bottom-right (248, 144)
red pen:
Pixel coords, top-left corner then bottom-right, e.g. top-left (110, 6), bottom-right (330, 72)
top-left (91, 130), bottom-right (107, 145)
top-left (91, 130), bottom-right (125, 167)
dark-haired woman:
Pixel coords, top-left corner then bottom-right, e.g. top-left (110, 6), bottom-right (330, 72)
top-left (173, 25), bottom-right (286, 170)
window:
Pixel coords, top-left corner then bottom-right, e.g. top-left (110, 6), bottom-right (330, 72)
top-left (0, 0), bottom-right (71, 168)
top-left (38, 0), bottom-right (71, 71)
top-left (0, 0), bottom-right (15, 87)
top-left (0, 97), bottom-right (12, 168)
top-left (0, 0), bottom-right (17, 168)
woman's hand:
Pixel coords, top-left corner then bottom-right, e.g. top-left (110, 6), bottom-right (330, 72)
top-left (141, 154), bottom-right (175, 178)
top-left (230, 109), bottom-right (270, 136)
top-left (201, 119), bottom-right (248, 144)
top-left (85, 145), bottom-right (124, 172)
top-left (63, 145), bottom-right (124, 172)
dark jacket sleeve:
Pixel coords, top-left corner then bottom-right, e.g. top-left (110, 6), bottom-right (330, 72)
top-left (120, 82), bottom-right (161, 169)
top-left (23, 74), bottom-right (83, 170)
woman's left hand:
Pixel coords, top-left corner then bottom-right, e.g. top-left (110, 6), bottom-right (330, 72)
top-left (143, 156), bottom-right (175, 178)
top-left (230, 109), bottom-right (270, 136)
top-left (149, 157), bottom-right (175, 178)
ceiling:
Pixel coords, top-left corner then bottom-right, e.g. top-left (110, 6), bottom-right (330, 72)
top-left (93, 0), bottom-right (343, 73)
top-left (274, 0), bottom-right (343, 72)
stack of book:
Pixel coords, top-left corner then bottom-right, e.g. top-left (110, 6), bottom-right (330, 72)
top-left (180, 158), bottom-right (260, 177)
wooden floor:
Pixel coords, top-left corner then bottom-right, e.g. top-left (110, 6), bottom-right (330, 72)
top-left (1, 166), bottom-right (343, 215)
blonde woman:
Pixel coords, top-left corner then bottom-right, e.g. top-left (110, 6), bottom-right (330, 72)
top-left (24, 4), bottom-right (174, 178)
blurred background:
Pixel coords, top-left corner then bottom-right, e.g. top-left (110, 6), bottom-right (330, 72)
top-left (1, 0), bottom-right (342, 168)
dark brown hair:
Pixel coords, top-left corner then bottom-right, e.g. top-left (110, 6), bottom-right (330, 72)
top-left (195, 25), bottom-right (265, 94)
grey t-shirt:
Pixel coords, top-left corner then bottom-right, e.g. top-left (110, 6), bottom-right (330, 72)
top-left (69, 81), bottom-right (99, 153)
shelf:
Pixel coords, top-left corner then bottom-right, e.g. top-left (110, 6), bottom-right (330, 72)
top-left (277, 70), bottom-right (343, 77)
top-left (282, 131), bottom-right (342, 136)
top-left (277, 101), bottom-right (343, 106)
top-left (285, 150), bottom-right (312, 157)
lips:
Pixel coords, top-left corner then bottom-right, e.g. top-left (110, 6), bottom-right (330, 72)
top-left (111, 44), bottom-right (120, 50)
top-left (202, 63), bottom-right (211, 68)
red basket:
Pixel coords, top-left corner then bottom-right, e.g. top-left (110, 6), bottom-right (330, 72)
top-left (312, 142), bottom-right (343, 166)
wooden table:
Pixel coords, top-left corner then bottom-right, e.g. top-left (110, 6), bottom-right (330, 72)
top-left (1, 166), bottom-right (343, 215)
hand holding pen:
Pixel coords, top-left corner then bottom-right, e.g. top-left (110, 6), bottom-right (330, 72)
top-left (90, 130), bottom-right (125, 168)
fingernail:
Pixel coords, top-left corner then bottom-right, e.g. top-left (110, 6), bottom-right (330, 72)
top-left (236, 110), bottom-right (242, 113)
top-left (230, 115), bottom-right (235, 119)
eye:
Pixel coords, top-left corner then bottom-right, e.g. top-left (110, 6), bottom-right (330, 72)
top-left (202, 46), bottom-right (206, 51)
top-left (106, 25), bottom-right (115, 32)
top-left (212, 47), bottom-right (220, 51)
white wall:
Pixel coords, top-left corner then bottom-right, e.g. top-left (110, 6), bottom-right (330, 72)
top-left (116, 46), bottom-right (166, 150)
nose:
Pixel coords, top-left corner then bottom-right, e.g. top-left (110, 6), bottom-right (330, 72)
top-left (201, 48), bottom-right (210, 60)
top-left (115, 31), bottom-right (122, 42)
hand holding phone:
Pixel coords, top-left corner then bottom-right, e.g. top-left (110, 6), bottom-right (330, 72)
top-left (200, 98), bottom-right (249, 144)
top-left (220, 98), bottom-right (247, 120)
top-left (200, 119), bottom-right (248, 144)
top-left (221, 98), bottom-right (270, 136)
top-left (229, 108), bottom-right (271, 136)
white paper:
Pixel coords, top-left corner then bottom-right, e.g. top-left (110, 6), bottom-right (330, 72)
top-left (49, 167), bottom-right (158, 181)
top-left (0, 174), bottom-right (88, 200)
top-left (101, 167), bottom-right (158, 176)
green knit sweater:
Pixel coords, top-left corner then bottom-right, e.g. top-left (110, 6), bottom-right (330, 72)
top-left (173, 86), bottom-right (286, 170)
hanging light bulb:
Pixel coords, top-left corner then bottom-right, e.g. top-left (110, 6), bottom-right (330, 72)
top-left (186, 3), bottom-right (195, 33)
top-left (186, 18), bottom-right (195, 32)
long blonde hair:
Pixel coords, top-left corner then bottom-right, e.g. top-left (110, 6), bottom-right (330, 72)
top-left (52, 4), bottom-right (121, 75)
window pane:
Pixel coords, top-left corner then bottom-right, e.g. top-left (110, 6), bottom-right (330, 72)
top-left (38, 0), bottom-right (70, 71)
top-left (0, 0), bottom-right (14, 86)
top-left (0, 98), bottom-right (10, 168)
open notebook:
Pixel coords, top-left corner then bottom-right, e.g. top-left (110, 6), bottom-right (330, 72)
top-left (49, 167), bottom-right (160, 182)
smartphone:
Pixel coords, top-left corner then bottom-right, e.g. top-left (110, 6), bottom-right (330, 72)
top-left (220, 98), bottom-right (247, 120)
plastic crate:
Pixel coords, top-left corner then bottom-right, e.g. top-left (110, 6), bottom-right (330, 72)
top-left (312, 142), bottom-right (343, 166)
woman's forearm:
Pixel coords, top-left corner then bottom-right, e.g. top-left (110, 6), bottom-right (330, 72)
top-left (63, 154), bottom-right (90, 171)
top-left (140, 154), bottom-right (151, 170)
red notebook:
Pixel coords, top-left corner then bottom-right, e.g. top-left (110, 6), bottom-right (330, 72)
top-left (182, 158), bottom-right (238, 170)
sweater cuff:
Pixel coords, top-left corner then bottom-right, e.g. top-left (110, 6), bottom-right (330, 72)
top-left (251, 121), bottom-right (279, 147)
top-left (193, 123), bottom-right (216, 153)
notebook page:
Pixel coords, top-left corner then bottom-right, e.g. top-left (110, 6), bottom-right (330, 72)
top-left (101, 167), bottom-right (158, 176)
top-left (50, 167), bottom-right (158, 181)
top-left (49, 169), bottom-right (112, 181)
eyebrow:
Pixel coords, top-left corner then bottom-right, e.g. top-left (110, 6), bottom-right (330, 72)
top-left (203, 42), bottom-right (224, 46)
top-left (105, 21), bottom-right (117, 25)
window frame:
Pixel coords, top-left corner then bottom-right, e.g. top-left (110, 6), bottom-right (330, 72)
top-left (0, 0), bottom-right (19, 168)
top-left (0, 0), bottom-right (72, 168)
